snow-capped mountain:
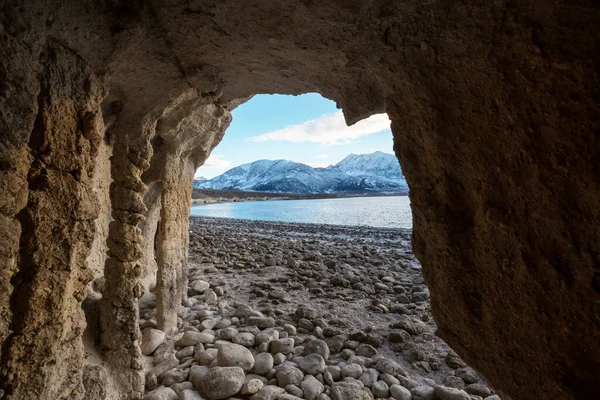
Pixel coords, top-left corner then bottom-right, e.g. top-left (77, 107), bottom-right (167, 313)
top-left (192, 177), bottom-right (207, 189)
top-left (196, 152), bottom-right (408, 194)
top-left (329, 151), bottom-right (404, 180)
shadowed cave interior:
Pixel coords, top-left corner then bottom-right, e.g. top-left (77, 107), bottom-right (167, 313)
top-left (0, 1), bottom-right (598, 400)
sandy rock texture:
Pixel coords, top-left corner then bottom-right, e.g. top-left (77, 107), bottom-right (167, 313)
top-left (0, 1), bottom-right (599, 399)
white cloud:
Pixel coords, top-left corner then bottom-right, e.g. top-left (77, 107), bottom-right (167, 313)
top-left (201, 154), bottom-right (231, 170)
top-left (249, 111), bottom-right (390, 145)
top-left (316, 153), bottom-right (329, 159)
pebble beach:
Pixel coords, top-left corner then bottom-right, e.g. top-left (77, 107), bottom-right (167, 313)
top-left (140, 217), bottom-right (497, 400)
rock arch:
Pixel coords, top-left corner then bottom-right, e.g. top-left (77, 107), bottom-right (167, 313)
top-left (0, 1), bottom-right (598, 399)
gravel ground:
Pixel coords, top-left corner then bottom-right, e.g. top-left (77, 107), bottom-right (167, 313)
top-left (139, 217), bottom-right (497, 400)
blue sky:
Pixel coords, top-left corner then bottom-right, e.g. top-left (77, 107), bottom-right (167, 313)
top-left (195, 93), bottom-right (394, 179)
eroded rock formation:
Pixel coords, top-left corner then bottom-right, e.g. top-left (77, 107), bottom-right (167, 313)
top-left (0, 1), bottom-right (598, 399)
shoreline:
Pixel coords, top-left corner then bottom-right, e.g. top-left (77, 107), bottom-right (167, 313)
top-left (189, 215), bottom-right (413, 235)
top-left (191, 189), bottom-right (408, 206)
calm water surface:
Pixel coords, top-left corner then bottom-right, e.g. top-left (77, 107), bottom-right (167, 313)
top-left (190, 196), bottom-right (412, 229)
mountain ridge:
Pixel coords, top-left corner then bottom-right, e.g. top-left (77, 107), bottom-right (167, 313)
top-left (194, 152), bottom-right (408, 194)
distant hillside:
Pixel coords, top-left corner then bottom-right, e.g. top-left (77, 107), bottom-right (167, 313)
top-left (195, 152), bottom-right (408, 194)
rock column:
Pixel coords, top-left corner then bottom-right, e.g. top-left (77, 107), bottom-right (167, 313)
top-left (156, 160), bottom-right (195, 334)
top-left (99, 127), bottom-right (152, 399)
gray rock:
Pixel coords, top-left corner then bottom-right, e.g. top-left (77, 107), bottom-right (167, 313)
top-left (192, 280), bottom-right (210, 294)
top-left (301, 375), bottom-right (325, 400)
top-left (299, 353), bottom-right (326, 375)
top-left (176, 332), bottom-right (214, 347)
top-left (271, 338), bottom-right (295, 354)
top-left (273, 352), bottom-right (287, 365)
top-left (180, 389), bottom-right (204, 400)
top-left (217, 342), bottom-right (255, 372)
top-left (444, 376), bottom-right (465, 389)
top-left (380, 373), bottom-right (400, 387)
top-left (142, 328), bottom-right (166, 356)
top-left (194, 366), bottom-right (245, 400)
top-left (303, 339), bottom-right (330, 360)
top-left (256, 330), bottom-right (280, 345)
top-left (195, 349), bottom-right (218, 365)
top-left (342, 363), bottom-right (363, 379)
top-left (330, 381), bottom-right (375, 400)
top-left (285, 384), bottom-right (304, 397)
top-left (389, 384), bottom-right (411, 400)
top-left (233, 332), bottom-right (256, 347)
top-left (250, 385), bottom-right (285, 400)
top-left (434, 385), bottom-right (470, 400)
top-left (247, 316), bottom-right (276, 328)
top-left (356, 344), bottom-right (377, 358)
top-left (326, 366), bottom-right (342, 381)
top-left (455, 369), bottom-right (479, 384)
top-left (175, 346), bottom-right (195, 360)
top-left (390, 317), bottom-right (428, 336)
top-left (296, 307), bottom-right (320, 320)
top-left (276, 365), bottom-right (304, 386)
top-left (204, 289), bottom-right (218, 305)
top-left (374, 358), bottom-right (406, 377)
top-left (444, 351), bottom-right (465, 369)
top-left (372, 380), bottom-right (390, 398)
top-left (358, 368), bottom-right (379, 388)
top-left (484, 396), bottom-right (501, 400)
top-left (465, 383), bottom-right (492, 397)
top-left (241, 378), bottom-right (264, 395)
top-left (149, 355), bottom-right (179, 379)
top-left (253, 352), bottom-right (275, 375)
top-left (142, 386), bottom-right (178, 400)
top-left (169, 382), bottom-right (193, 398)
top-left (410, 386), bottom-right (435, 400)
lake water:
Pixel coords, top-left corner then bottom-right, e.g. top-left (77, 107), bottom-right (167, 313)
top-left (190, 196), bottom-right (412, 229)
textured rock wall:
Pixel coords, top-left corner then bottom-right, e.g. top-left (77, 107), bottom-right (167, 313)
top-left (0, 38), bottom-right (106, 398)
top-left (0, 0), bottom-right (598, 399)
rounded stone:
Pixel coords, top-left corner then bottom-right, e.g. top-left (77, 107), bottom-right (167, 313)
top-left (233, 332), bottom-right (256, 347)
top-left (195, 366), bottom-right (245, 400)
top-left (271, 338), bottom-right (295, 354)
top-left (217, 342), bottom-right (255, 372)
top-left (303, 339), bottom-right (330, 360)
top-left (276, 365), bottom-right (304, 386)
top-left (253, 352), bottom-right (275, 375)
top-left (389, 384), bottom-right (411, 400)
top-left (141, 328), bottom-right (166, 356)
top-left (372, 380), bottom-right (390, 398)
top-left (301, 375), bottom-right (325, 400)
top-left (192, 280), bottom-right (210, 293)
top-left (434, 385), bottom-right (471, 400)
top-left (342, 363), bottom-right (363, 379)
top-left (298, 353), bottom-right (326, 375)
top-left (241, 378), bottom-right (264, 395)
top-left (410, 385), bottom-right (435, 400)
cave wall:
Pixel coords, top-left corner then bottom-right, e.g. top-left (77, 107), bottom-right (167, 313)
top-left (0, 37), bottom-right (107, 398)
top-left (0, 0), bottom-right (598, 399)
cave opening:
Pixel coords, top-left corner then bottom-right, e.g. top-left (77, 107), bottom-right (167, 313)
top-left (132, 92), bottom-right (498, 400)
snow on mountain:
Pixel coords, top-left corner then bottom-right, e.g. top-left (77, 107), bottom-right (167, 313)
top-left (330, 151), bottom-right (405, 180)
top-left (192, 177), bottom-right (207, 188)
top-left (196, 152), bottom-right (408, 194)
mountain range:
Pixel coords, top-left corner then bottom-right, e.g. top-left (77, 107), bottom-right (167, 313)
top-left (193, 151), bottom-right (408, 194)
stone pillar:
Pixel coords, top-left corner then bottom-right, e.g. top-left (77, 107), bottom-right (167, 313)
top-left (156, 160), bottom-right (195, 334)
top-left (99, 132), bottom-right (151, 399)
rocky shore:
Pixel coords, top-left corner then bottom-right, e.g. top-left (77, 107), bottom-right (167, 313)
top-left (140, 217), bottom-right (498, 400)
